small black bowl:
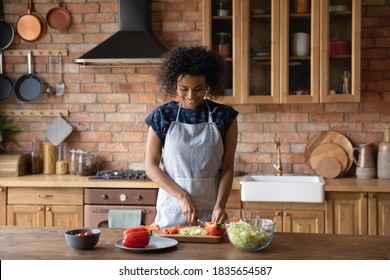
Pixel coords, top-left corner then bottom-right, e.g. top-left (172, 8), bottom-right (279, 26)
top-left (64, 229), bottom-right (100, 250)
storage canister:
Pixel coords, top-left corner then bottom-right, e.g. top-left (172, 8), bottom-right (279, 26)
top-left (43, 143), bottom-right (56, 174)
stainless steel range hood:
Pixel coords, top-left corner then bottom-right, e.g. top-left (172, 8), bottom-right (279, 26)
top-left (74, 0), bottom-right (168, 67)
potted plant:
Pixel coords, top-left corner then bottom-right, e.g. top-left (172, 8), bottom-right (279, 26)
top-left (0, 116), bottom-right (22, 152)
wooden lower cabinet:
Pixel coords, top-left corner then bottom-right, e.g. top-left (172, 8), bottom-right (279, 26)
top-left (0, 187), bottom-right (6, 226)
top-left (6, 187), bottom-right (83, 227)
top-left (242, 202), bottom-right (325, 233)
top-left (326, 192), bottom-right (390, 235)
top-left (7, 205), bottom-right (83, 227)
top-left (226, 188), bottom-right (242, 219)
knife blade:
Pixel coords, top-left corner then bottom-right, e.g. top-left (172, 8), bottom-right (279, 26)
top-left (196, 217), bottom-right (206, 227)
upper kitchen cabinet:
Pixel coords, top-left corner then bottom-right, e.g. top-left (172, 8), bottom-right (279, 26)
top-left (203, 0), bottom-right (361, 104)
top-left (203, 0), bottom-right (241, 104)
top-left (320, 0), bottom-right (361, 102)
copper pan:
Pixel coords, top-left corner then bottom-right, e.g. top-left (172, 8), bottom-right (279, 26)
top-left (46, 0), bottom-right (71, 30)
top-left (16, 0), bottom-right (46, 42)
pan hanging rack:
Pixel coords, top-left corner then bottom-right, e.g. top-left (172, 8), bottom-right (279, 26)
top-left (2, 49), bottom-right (68, 57)
top-left (0, 109), bottom-right (69, 117)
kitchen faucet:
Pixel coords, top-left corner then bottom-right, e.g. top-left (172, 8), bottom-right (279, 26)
top-left (272, 135), bottom-right (283, 176)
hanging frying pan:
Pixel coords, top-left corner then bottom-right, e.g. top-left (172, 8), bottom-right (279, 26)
top-left (14, 50), bottom-right (42, 102)
top-left (46, 0), bottom-right (71, 30)
top-left (0, 51), bottom-right (14, 102)
top-left (16, 0), bottom-right (46, 42)
top-left (0, 0), bottom-right (14, 50)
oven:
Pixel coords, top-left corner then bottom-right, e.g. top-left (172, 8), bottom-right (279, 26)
top-left (84, 170), bottom-right (158, 228)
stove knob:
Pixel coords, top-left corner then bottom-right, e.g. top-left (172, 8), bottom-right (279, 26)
top-left (100, 194), bottom-right (109, 201)
top-left (119, 193), bottom-right (127, 202)
top-left (135, 194), bottom-right (143, 202)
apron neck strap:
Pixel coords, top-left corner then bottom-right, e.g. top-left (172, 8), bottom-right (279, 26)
top-left (176, 100), bottom-right (213, 123)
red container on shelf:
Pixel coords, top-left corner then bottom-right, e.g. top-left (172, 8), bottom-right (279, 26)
top-left (329, 41), bottom-right (351, 56)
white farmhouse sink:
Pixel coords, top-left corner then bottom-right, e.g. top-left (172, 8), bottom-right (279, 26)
top-left (240, 175), bottom-right (325, 203)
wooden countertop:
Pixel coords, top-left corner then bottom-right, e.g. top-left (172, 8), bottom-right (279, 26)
top-left (0, 175), bottom-right (242, 190)
top-left (0, 226), bottom-right (388, 260)
top-left (0, 174), bottom-right (388, 192)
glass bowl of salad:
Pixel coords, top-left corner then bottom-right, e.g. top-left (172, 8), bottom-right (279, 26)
top-left (225, 218), bottom-right (275, 252)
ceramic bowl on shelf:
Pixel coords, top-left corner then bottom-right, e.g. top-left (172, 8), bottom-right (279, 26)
top-left (225, 218), bottom-right (275, 252)
top-left (64, 228), bottom-right (100, 250)
top-left (329, 5), bottom-right (348, 12)
top-left (251, 9), bottom-right (270, 15)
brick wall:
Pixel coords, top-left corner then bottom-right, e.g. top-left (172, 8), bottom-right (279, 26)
top-left (0, 0), bottom-right (389, 176)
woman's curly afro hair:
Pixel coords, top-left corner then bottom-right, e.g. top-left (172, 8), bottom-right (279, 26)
top-left (157, 46), bottom-right (227, 98)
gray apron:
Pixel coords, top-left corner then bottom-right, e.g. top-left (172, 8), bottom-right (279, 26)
top-left (155, 101), bottom-right (224, 228)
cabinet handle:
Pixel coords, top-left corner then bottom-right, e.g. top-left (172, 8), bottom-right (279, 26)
top-left (284, 212), bottom-right (289, 217)
top-left (361, 193), bottom-right (367, 198)
top-left (0, 188), bottom-right (4, 192)
top-left (38, 206), bottom-right (43, 211)
top-left (275, 211), bottom-right (281, 216)
top-left (46, 207), bottom-right (51, 212)
top-left (369, 193), bottom-right (376, 199)
top-left (38, 194), bottom-right (54, 198)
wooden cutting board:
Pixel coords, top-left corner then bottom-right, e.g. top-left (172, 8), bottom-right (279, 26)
top-left (315, 157), bottom-right (342, 179)
top-left (0, 154), bottom-right (32, 176)
top-left (309, 143), bottom-right (349, 175)
top-left (154, 231), bottom-right (224, 243)
top-left (305, 131), bottom-right (353, 175)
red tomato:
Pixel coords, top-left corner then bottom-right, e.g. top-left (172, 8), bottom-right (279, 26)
top-left (75, 231), bottom-right (93, 236)
top-left (204, 222), bottom-right (226, 235)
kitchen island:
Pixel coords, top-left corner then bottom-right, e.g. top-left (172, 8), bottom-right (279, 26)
top-left (1, 226), bottom-right (389, 260)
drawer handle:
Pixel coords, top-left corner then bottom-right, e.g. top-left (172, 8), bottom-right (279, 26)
top-left (38, 194), bottom-right (54, 198)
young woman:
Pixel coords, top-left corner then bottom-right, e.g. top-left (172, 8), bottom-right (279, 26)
top-left (145, 46), bottom-right (238, 228)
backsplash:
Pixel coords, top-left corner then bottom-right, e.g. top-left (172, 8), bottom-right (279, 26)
top-left (0, 0), bottom-right (389, 176)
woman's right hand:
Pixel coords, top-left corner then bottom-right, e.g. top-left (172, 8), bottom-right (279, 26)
top-left (180, 194), bottom-right (199, 223)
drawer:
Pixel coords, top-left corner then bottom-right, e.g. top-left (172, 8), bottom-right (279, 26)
top-left (7, 188), bottom-right (83, 205)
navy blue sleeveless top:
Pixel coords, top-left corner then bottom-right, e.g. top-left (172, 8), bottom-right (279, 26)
top-left (145, 100), bottom-right (238, 146)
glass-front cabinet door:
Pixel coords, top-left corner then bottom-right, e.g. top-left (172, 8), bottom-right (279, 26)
top-left (320, 0), bottom-right (361, 102)
top-left (203, 0), bottom-right (240, 104)
top-left (241, 0), bottom-right (280, 103)
top-left (203, 0), bottom-right (360, 104)
top-left (280, 0), bottom-right (320, 103)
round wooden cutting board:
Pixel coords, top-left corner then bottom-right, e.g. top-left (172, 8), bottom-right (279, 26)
top-left (305, 131), bottom-right (353, 175)
top-left (309, 143), bottom-right (349, 176)
top-left (315, 157), bottom-right (342, 178)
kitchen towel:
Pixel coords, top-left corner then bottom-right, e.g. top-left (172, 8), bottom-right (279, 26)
top-left (108, 209), bottom-right (142, 228)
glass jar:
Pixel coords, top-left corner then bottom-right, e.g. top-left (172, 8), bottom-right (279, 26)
top-left (217, 0), bottom-right (230, 16)
top-left (69, 149), bottom-right (83, 175)
top-left (77, 152), bottom-right (98, 176)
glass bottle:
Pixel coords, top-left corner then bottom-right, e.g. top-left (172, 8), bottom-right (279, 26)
top-left (31, 140), bottom-right (42, 174)
top-left (378, 127), bottom-right (390, 179)
top-left (217, 32), bottom-right (230, 57)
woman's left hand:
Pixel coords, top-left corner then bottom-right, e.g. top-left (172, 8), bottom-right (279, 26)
top-left (211, 207), bottom-right (228, 224)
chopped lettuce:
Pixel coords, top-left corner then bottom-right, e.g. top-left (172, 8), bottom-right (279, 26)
top-left (226, 220), bottom-right (270, 248)
top-left (179, 227), bottom-right (208, 236)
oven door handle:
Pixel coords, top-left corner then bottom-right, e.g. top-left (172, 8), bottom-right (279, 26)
top-left (92, 208), bottom-right (151, 214)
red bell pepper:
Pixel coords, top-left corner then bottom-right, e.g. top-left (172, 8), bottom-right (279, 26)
top-left (163, 225), bottom-right (180, 234)
top-left (204, 222), bottom-right (226, 235)
top-left (122, 227), bottom-right (150, 248)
